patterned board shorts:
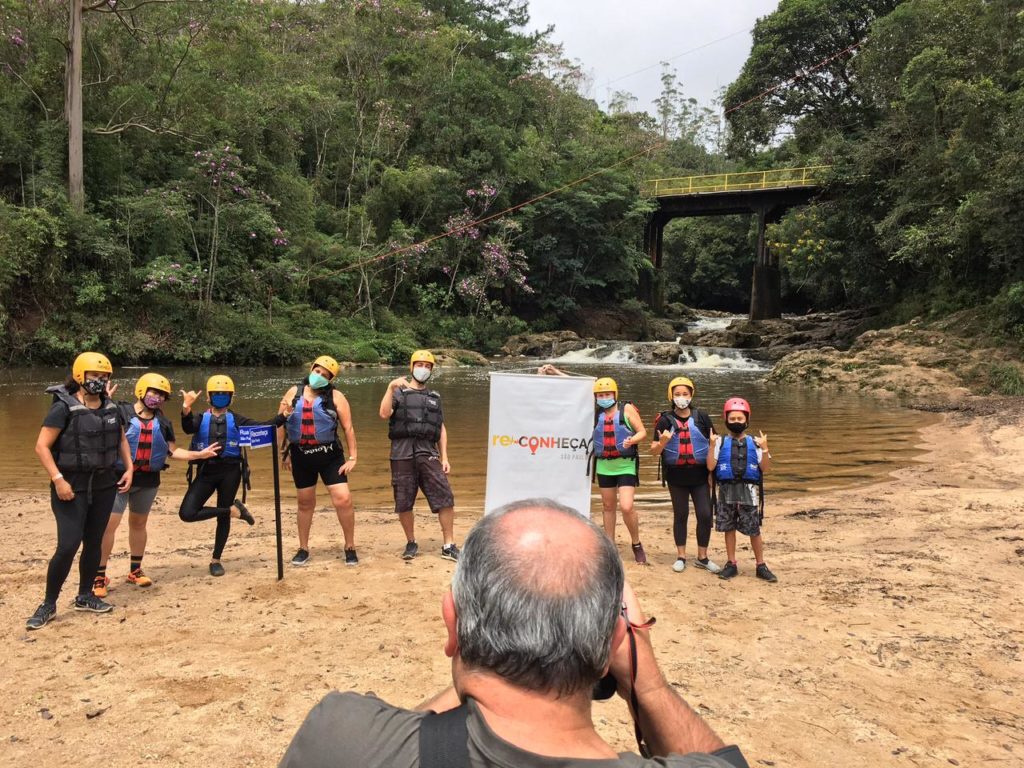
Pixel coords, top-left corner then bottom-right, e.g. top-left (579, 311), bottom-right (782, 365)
top-left (714, 501), bottom-right (761, 537)
top-left (391, 455), bottom-right (455, 514)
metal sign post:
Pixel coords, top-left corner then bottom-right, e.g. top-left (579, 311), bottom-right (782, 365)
top-left (239, 425), bottom-right (284, 581)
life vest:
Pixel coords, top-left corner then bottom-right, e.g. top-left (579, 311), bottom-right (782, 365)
top-left (660, 411), bottom-right (709, 466)
top-left (123, 408), bottom-right (169, 472)
top-left (714, 435), bottom-right (761, 483)
top-left (388, 387), bottom-right (443, 443)
top-left (46, 385), bottom-right (122, 472)
top-left (592, 403), bottom-right (637, 459)
top-left (190, 410), bottom-right (241, 458)
top-left (286, 383), bottom-right (339, 445)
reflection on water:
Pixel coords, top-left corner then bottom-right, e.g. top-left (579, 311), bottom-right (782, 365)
top-left (0, 364), bottom-right (934, 516)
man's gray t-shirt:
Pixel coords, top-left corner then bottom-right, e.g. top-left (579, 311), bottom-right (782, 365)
top-left (389, 386), bottom-right (443, 460)
top-left (279, 692), bottom-right (734, 768)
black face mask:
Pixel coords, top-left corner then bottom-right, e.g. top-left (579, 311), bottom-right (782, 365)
top-left (83, 379), bottom-right (107, 395)
top-left (726, 421), bottom-right (747, 434)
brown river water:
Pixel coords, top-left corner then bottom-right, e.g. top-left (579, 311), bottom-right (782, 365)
top-left (0, 355), bottom-right (933, 516)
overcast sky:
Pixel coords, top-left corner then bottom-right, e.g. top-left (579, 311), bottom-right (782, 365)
top-left (524, 0), bottom-right (780, 116)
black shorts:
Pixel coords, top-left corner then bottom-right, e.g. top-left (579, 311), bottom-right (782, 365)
top-left (597, 473), bottom-right (639, 489)
top-left (290, 443), bottom-right (347, 489)
top-left (391, 455), bottom-right (454, 514)
top-left (715, 501), bottom-right (761, 537)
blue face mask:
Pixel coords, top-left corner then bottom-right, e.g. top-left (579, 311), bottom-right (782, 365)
top-left (308, 372), bottom-right (330, 390)
top-left (210, 392), bottom-right (232, 409)
top-left (595, 397), bottom-right (615, 409)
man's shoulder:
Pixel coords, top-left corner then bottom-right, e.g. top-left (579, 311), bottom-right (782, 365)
top-left (619, 752), bottom-right (738, 768)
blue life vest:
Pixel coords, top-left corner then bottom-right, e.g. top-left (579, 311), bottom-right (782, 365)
top-left (286, 384), bottom-right (339, 445)
top-left (592, 404), bottom-right (636, 459)
top-left (661, 411), bottom-right (709, 466)
top-left (715, 435), bottom-right (761, 483)
top-left (191, 411), bottom-right (241, 458)
top-left (125, 412), bottom-right (169, 472)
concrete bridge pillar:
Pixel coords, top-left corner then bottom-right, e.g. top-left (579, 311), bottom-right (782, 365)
top-left (643, 213), bottom-right (666, 313)
top-left (749, 205), bottom-right (783, 321)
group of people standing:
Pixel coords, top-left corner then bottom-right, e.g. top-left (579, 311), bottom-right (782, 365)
top-left (585, 372), bottom-right (778, 584)
top-left (26, 349), bottom-right (457, 631)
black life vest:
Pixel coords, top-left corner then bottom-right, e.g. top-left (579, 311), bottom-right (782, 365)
top-left (46, 385), bottom-right (122, 472)
top-left (388, 386), bottom-right (443, 443)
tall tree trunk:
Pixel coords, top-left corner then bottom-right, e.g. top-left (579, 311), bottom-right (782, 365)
top-left (67, 0), bottom-right (84, 214)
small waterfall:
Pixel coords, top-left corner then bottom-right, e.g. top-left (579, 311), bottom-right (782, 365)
top-left (677, 346), bottom-right (767, 371)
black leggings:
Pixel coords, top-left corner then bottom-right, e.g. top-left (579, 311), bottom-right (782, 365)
top-left (669, 482), bottom-right (712, 549)
top-left (178, 463), bottom-right (241, 560)
top-left (46, 482), bottom-right (117, 603)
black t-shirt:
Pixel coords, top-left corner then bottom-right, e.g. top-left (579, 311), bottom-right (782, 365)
top-left (655, 409), bottom-right (714, 486)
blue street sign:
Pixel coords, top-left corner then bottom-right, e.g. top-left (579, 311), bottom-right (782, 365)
top-left (239, 425), bottom-right (273, 449)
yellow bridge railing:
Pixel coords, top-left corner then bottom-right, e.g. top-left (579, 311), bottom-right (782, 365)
top-left (643, 165), bottom-right (831, 197)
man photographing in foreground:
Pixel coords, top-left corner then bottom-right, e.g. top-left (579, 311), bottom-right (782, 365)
top-left (279, 498), bottom-right (748, 768)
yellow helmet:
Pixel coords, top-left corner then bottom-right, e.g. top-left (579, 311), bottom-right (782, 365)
top-left (135, 372), bottom-right (172, 400)
top-left (667, 376), bottom-right (696, 401)
top-left (311, 355), bottom-right (340, 378)
top-left (593, 377), bottom-right (618, 398)
top-left (72, 352), bottom-right (113, 384)
top-left (206, 374), bottom-right (235, 394)
top-left (409, 349), bottom-right (435, 371)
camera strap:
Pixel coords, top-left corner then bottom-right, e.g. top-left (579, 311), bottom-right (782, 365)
top-left (625, 614), bottom-right (656, 757)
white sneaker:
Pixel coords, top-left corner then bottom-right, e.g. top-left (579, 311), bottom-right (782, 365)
top-left (694, 558), bottom-right (722, 574)
top-left (672, 558), bottom-right (686, 573)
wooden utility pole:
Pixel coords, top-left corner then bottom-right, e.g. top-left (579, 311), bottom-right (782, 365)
top-left (67, 0), bottom-right (84, 214)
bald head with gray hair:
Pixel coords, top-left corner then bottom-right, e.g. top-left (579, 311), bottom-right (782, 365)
top-left (450, 498), bottom-right (624, 696)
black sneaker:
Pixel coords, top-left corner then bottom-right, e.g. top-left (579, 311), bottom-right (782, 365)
top-left (209, 562), bottom-right (226, 577)
top-left (73, 594), bottom-right (113, 613)
top-left (718, 562), bottom-right (739, 580)
top-left (756, 563), bottom-right (778, 583)
top-left (26, 601), bottom-right (56, 630)
top-left (441, 543), bottom-right (459, 562)
top-left (401, 541), bottom-right (418, 560)
top-left (344, 548), bottom-right (358, 566)
top-left (233, 499), bottom-right (255, 526)
top-left (291, 548), bottom-right (310, 566)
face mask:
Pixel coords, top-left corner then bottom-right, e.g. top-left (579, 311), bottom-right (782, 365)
top-left (595, 397), bottom-right (615, 409)
top-left (308, 372), bottom-right (330, 390)
top-left (412, 366), bottom-right (432, 383)
top-left (673, 397), bottom-right (691, 409)
top-left (210, 393), bottom-right (232, 409)
top-left (83, 378), bottom-right (107, 395)
top-left (726, 421), bottom-right (746, 434)
top-left (143, 394), bottom-right (164, 410)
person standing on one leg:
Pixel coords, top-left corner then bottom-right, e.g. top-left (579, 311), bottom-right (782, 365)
top-left (378, 350), bottom-right (458, 562)
top-left (591, 377), bottom-right (648, 564)
top-left (707, 397), bottom-right (777, 583)
top-left (93, 373), bottom-right (221, 598)
top-left (26, 352), bottom-right (134, 630)
top-left (650, 376), bottom-right (721, 575)
top-left (278, 356), bottom-right (359, 567)
top-left (179, 375), bottom-right (284, 577)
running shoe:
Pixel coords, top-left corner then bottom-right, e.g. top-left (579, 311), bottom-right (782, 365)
top-left (631, 542), bottom-right (648, 565)
top-left (209, 562), bottom-right (226, 577)
top-left (127, 569), bottom-right (153, 587)
top-left (344, 548), bottom-right (358, 566)
top-left (694, 558), bottom-right (722, 575)
top-left (291, 548), bottom-right (310, 566)
top-left (441, 543), bottom-right (459, 562)
top-left (672, 558), bottom-right (687, 573)
top-left (74, 594), bottom-right (113, 613)
top-left (756, 563), bottom-right (778, 583)
top-left (26, 602), bottom-right (56, 630)
top-left (401, 541), bottom-right (418, 560)
top-left (718, 562), bottom-right (739, 580)
top-left (233, 499), bottom-right (255, 526)
top-left (92, 576), bottom-right (110, 598)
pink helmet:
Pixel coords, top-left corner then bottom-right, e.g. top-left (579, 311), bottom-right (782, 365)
top-left (723, 397), bottom-right (751, 419)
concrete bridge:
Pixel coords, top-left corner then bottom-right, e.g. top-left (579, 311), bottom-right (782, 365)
top-left (641, 166), bottom-right (829, 319)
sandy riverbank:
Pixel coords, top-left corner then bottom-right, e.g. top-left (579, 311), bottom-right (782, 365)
top-left (1, 404), bottom-right (1022, 767)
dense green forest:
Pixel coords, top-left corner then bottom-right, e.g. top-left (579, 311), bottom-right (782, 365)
top-left (1, 0), bottom-right (1022, 364)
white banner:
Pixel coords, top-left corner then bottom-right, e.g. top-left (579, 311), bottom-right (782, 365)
top-left (484, 372), bottom-right (596, 516)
